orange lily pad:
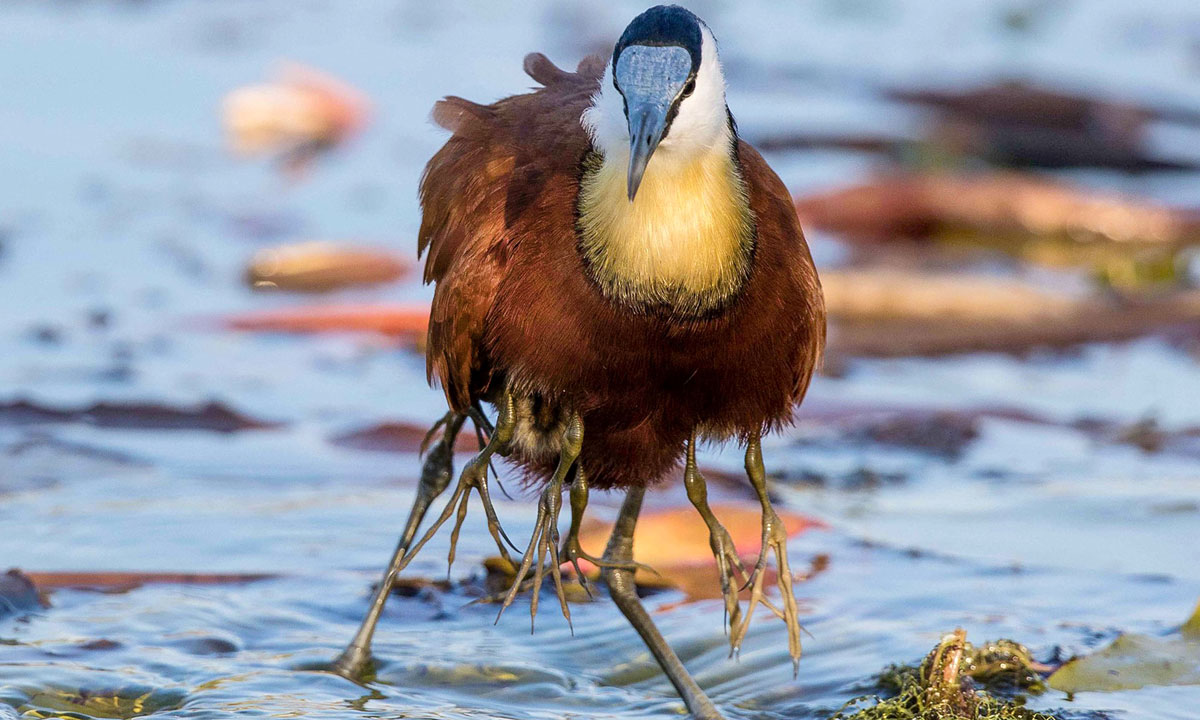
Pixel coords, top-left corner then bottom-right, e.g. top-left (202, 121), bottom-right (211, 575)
top-left (218, 304), bottom-right (428, 341)
top-left (222, 62), bottom-right (369, 158)
top-left (574, 503), bottom-right (826, 599)
top-left (246, 243), bottom-right (412, 292)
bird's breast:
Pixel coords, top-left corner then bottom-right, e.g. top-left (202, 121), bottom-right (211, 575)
top-left (576, 146), bottom-right (754, 316)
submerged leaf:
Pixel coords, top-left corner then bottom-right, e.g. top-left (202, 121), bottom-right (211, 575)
top-left (19, 685), bottom-right (186, 720)
top-left (25, 571), bottom-right (274, 592)
top-left (795, 171), bottom-right (1200, 246)
top-left (575, 503), bottom-right (825, 598)
top-left (1048, 600), bottom-right (1200, 693)
top-left (0, 399), bottom-right (278, 433)
top-left (330, 421), bottom-right (480, 454)
top-left (1047, 634), bottom-right (1200, 693)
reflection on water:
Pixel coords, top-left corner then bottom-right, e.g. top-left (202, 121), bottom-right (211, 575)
top-left (2, 1), bottom-right (1200, 719)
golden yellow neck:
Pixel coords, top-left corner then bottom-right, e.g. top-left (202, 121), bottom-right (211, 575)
top-left (577, 145), bottom-right (753, 315)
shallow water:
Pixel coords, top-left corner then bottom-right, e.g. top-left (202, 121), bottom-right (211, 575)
top-left (2, 1), bottom-right (1200, 719)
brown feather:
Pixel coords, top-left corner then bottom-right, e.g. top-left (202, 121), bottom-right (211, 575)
top-left (419, 54), bottom-right (604, 411)
top-left (429, 96), bottom-right (493, 135)
top-left (522, 53), bottom-right (572, 87)
top-left (418, 54), bottom-right (825, 487)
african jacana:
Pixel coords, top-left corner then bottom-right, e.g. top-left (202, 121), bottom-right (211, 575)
top-left (335, 7), bottom-right (825, 718)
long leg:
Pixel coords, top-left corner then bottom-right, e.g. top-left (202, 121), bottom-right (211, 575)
top-left (332, 412), bottom-right (463, 678)
top-left (333, 396), bottom-right (516, 679)
top-left (603, 485), bottom-right (727, 720)
top-left (561, 466), bottom-right (595, 596)
top-left (730, 434), bottom-right (804, 675)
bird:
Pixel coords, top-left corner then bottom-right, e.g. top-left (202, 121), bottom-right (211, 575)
top-left (332, 6), bottom-right (825, 719)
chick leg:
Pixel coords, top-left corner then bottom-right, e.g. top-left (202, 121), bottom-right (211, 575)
top-left (683, 431), bottom-right (749, 638)
top-left (603, 485), bottom-right (727, 720)
top-left (333, 395), bottom-right (516, 679)
top-left (729, 434), bottom-right (804, 675)
top-left (560, 466), bottom-right (650, 597)
top-left (496, 411), bottom-right (582, 632)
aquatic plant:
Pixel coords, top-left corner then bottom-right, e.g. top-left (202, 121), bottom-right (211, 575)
top-left (830, 629), bottom-right (1058, 720)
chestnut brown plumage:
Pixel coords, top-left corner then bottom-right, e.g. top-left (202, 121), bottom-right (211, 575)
top-left (421, 54), bottom-right (824, 490)
top-left (336, 8), bottom-right (825, 720)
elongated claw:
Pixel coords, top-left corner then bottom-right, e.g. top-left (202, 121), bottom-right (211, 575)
top-left (446, 487), bottom-right (472, 577)
top-left (740, 507), bottom-right (776, 594)
top-left (496, 480), bottom-right (573, 633)
top-left (443, 465), bottom-right (518, 576)
top-left (709, 520), bottom-right (749, 634)
top-left (728, 508), bottom-right (800, 664)
top-left (443, 401), bottom-right (520, 576)
top-left (560, 534), bottom-right (650, 591)
top-left (384, 398), bottom-right (516, 588)
top-left (496, 412), bottom-right (583, 633)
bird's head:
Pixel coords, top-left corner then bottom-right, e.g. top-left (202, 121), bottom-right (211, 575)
top-left (583, 5), bottom-right (731, 202)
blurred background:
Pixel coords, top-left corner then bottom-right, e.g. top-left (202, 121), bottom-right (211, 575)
top-left (2, 1), bottom-right (1200, 719)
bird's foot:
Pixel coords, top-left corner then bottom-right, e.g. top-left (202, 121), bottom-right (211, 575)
top-left (728, 507), bottom-right (799, 669)
top-left (443, 450), bottom-right (520, 575)
top-left (372, 395), bottom-right (517, 588)
top-left (559, 533), bottom-right (649, 594)
top-left (703, 512), bottom-right (751, 635)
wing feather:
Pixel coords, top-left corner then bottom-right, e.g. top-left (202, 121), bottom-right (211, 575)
top-left (418, 53), bottom-right (603, 410)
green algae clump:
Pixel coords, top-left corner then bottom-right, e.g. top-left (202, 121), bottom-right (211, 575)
top-left (830, 629), bottom-right (1058, 720)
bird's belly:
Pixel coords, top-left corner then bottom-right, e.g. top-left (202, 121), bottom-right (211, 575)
top-left (504, 344), bottom-right (788, 489)
top-left (598, 335), bottom-right (788, 430)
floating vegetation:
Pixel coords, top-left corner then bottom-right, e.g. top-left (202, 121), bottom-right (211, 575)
top-left (830, 629), bottom-right (1058, 720)
top-left (9, 685), bottom-right (187, 720)
top-left (1048, 599), bottom-right (1200, 693)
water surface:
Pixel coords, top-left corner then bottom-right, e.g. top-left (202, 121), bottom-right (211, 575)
top-left (2, 1), bottom-right (1199, 718)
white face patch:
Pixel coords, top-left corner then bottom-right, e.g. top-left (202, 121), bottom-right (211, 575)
top-left (583, 24), bottom-right (731, 168)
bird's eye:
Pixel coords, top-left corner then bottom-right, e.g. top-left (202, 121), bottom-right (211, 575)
top-left (681, 79), bottom-right (696, 97)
